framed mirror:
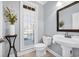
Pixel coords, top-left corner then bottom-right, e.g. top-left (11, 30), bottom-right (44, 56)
top-left (57, 1), bottom-right (79, 32)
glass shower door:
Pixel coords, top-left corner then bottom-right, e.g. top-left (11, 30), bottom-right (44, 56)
top-left (20, 2), bottom-right (38, 51)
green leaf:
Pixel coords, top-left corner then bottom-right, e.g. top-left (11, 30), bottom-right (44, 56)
top-left (4, 7), bottom-right (17, 25)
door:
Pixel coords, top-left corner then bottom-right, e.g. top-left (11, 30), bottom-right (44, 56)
top-left (20, 2), bottom-right (38, 51)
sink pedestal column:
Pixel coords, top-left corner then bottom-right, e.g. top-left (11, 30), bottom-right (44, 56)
top-left (61, 46), bottom-right (73, 57)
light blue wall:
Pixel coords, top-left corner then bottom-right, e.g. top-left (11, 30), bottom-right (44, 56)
top-left (44, 1), bottom-right (58, 36)
top-left (29, 1), bottom-right (44, 42)
top-left (34, 2), bottom-right (44, 42)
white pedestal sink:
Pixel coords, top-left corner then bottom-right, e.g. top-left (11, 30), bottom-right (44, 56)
top-left (61, 46), bottom-right (72, 57)
top-left (53, 34), bottom-right (79, 57)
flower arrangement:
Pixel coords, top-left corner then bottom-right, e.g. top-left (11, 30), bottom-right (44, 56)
top-left (4, 7), bottom-right (17, 25)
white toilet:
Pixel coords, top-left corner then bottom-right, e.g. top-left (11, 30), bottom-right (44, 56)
top-left (34, 35), bottom-right (52, 57)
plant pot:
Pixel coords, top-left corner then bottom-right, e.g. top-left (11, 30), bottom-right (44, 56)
top-left (9, 25), bottom-right (15, 35)
top-left (59, 26), bottom-right (64, 29)
top-left (59, 27), bottom-right (63, 29)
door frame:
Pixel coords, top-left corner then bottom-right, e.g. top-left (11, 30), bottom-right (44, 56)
top-left (20, 1), bottom-right (38, 51)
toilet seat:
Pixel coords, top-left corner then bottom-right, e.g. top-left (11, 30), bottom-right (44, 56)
top-left (34, 43), bottom-right (46, 50)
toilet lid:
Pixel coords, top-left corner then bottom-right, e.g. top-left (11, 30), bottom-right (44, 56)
top-left (34, 43), bottom-right (46, 48)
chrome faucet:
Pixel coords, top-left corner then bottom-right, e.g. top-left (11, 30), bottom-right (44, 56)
top-left (65, 32), bottom-right (71, 38)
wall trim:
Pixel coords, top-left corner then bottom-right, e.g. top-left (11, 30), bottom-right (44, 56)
top-left (47, 48), bottom-right (61, 57)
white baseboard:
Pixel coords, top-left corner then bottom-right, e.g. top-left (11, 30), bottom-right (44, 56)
top-left (10, 47), bottom-right (61, 57)
top-left (10, 48), bottom-right (35, 57)
top-left (47, 48), bottom-right (61, 57)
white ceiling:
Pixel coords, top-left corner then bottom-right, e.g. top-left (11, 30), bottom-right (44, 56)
top-left (36, 1), bottom-right (74, 5)
top-left (36, 1), bottom-right (47, 5)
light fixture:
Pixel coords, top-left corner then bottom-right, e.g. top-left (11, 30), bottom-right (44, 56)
top-left (56, 1), bottom-right (62, 7)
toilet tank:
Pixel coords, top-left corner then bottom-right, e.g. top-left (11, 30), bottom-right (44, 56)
top-left (42, 36), bottom-right (52, 46)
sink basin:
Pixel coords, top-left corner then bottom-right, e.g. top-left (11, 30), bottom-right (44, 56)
top-left (53, 35), bottom-right (79, 48)
top-left (53, 34), bottom-right (79, 57)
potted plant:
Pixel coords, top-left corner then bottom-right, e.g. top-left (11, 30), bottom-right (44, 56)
top-left (59, 20), bottom-right (64, 29)
top-left (4, 7), bottom-right (17, 35)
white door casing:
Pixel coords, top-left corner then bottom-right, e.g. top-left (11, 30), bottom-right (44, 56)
top-left (20, 2), bottom-right (38, 51)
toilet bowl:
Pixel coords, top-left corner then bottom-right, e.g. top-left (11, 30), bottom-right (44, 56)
top-left (34, 43), bottom-right (46, 56)
top-left (34, 36), bottom-right (52, 57)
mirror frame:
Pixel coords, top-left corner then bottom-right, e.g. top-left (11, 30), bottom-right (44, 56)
top-left (57, 1), bottom-right (79, 32)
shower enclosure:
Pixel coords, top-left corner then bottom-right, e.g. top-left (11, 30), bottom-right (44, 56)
top-left (20, 2), bottom-right (38, 51)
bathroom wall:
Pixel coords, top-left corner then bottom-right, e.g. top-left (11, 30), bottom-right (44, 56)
top-left (38, 4), bottom-right (44, 42)
top-left (0, 2), bottom-right (3, 38)
top-left (31, 1), bottom-right (44, 42)
top-left (44, 1), bottom-right (79, 57)
top-left (44, 1), bottom-right (57, 35)
top-left (3, 1), bottom-right (44, 56)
